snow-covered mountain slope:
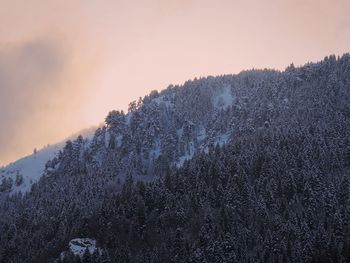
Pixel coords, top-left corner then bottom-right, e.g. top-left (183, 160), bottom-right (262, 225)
top-left (0, 126), bottom-right (97, 194)
top-left (1, 54), bottom-right (350, 263)
top-left (73, 82), bottom-right (238, 183)
top-left (51, 54), bottom-right (350, 189)
top-left (0, 143), bottom-right (63, 194)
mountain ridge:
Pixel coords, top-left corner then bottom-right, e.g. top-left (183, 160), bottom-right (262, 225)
top-left (0, 53), bottom-right (349, 262)
top-left (0, 126), bottom-right (98, 194)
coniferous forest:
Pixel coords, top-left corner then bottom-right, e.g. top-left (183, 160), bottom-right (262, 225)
top-left (0, 54), bottom-right (350, 262)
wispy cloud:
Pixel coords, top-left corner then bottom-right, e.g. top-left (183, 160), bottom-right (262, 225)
top-left (0, 37), bottom-right (86, 165)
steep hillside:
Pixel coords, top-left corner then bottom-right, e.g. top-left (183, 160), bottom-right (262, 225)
top-left (0, 54), bottom-right (349, 262)
top-left (0, 127), bottom-right (97, 194)
top-left (0, 143), bottom-right (63, 194)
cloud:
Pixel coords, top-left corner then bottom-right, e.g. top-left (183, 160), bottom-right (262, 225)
top-left (0, 37), bottom-right (76, 165)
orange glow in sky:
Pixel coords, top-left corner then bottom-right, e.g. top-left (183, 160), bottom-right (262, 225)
top-left (0, 0), bottom-right (349, 165)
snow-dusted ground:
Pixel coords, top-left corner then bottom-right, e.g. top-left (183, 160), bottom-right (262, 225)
top-left (213, 85), bottom-right (234, 110)
top-left (69, 238), bottom-right (99, 256)
top-left (0, 143), bottom-right (62, 194)
top-left (60, 238), bottom-right (100, 260)
top-left (172, 86), bottom-right (235, 168)
top-left (152, 94), bottom-right (174, 108)
top-left (215, 132), bottom-right (231, 147)
top-left (176, 141), bottom-right (196, 167)
top-left (0, 126), bottom-right (97, 194)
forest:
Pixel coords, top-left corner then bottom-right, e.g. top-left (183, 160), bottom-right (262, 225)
top-left (0, 54), bottom-right (350, 262)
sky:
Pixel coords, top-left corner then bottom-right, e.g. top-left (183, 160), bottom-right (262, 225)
top-left (0, 0), bottom-right (349, 166)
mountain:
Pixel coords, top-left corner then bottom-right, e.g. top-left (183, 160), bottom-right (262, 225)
top-left (0, 54), bottom-right (350, 262)
top-left (0, 126), bottom-right (97, 194)
top-left (0, 143), bottom-right (63, 194)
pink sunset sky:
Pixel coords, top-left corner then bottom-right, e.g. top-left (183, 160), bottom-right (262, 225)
top-left (0, 0), bottom-right (349, 165)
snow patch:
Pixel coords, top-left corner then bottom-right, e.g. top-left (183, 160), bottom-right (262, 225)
top-left (150, 139), bottom-right (161, 159)
top-left (176, 141), bottom-right (195, 167)
top-left (197, 127), bottom-right (207, 141)
top-left (0, 144), bottom-right (62, 194)
top-left (213, 85), bottom-right (234, 110)
top-left (152, 95), bottom-right (173, 108)
top-left (104, 131), bottom-right (111, 148)
top-left (60, 238), bottom-right (101, 260)
top-left (69, 238), bottom-right (98, 257)
top-left (116, 135), bottom-right (123, 147)
top-left (215, 132), bottom-right (231, 147)
top-left (0, 127), bottom-right (96, 194)
top-left (177, 128), bottom-right (184, 139)
top-left (125, 113), bottom-right (132, 125)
